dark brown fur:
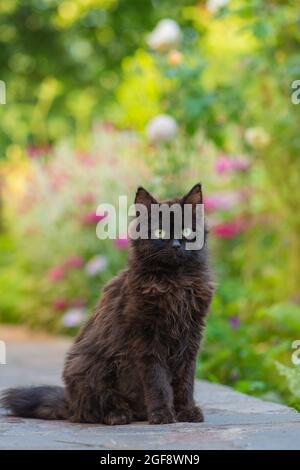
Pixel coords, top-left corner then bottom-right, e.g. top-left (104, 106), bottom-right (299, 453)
top-left (1, 184), bottom-right (214, 425)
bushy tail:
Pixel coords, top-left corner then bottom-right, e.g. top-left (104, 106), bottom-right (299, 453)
top-left (0, 386), bottom-right (68, 420)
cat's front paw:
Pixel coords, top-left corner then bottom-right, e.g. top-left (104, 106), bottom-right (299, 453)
top-left (148, 408), bottom-right (176, 425)
top-left (103, 409), bottom-right (132, 425)
top-left (176, 405), bottom-right (204, 423)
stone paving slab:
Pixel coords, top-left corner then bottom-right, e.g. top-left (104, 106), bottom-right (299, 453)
top-left (0, 328), bottom-right (300, 450)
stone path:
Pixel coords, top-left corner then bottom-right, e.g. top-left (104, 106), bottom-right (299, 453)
top-left (1, 326), bottom-right (300, 450)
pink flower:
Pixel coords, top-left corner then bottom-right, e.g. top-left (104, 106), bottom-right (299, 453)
top-left (204, 192), bottom-right (239, 212)
top-left (215, 155), bottom-right (233, 173)
top-left (84, 255), bottom-right (108, 276)
top-left (100, 121), bottom-right (116, 132)
top-left (229, 316), bottom-right (240, 329)
top-left (71, 298), bottom-right (86, 308)
top-left (64, 255), bottom-right (83, 269)
top-left (233, 157), bottom-right (250, 171)
top-left (50, 173), bottom-right (69, 191)
top-left (27, 144), bottom-right (51, 158)
top-left (48, 256), bottom-right (83, 282)
top-left (215, 155), bottom-right (249, 174)
top-left (25, 225), bottom-right (38, 235)
top-left (81, 211), bottom-right (107, 225)
top-left (212, 218), bottom-right (247, 239)
top-left (48, 266), bottom-right (65, 282)
top-left (115, 235), bottom-right (129, 249)
top-left (77, 193), bottom-right (95, 205)
top-left (53, 298), bottom-right (69, 311)
top-left (76, 151), bottom-right (95, 166)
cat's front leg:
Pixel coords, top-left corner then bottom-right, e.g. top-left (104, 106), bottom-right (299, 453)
top-left (137, 357), bottom-right (176, 425)
top-left (172, 358), bottom-right (204, 423)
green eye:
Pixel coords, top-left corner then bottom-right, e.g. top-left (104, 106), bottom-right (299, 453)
top-left (182, 227), bottom-right (193, 238)
top-left (154, 228), bottom-right (166, 239)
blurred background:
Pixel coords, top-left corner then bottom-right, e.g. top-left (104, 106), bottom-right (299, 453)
top-left (1, 0), bottom-right (300, 409)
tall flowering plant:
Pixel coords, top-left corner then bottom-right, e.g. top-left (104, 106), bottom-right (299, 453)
top-left (1, 127), bottom-right (149, 332)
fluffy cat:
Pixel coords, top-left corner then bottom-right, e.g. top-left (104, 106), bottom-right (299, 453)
top-left (1, 184), bottom-right (214, 425)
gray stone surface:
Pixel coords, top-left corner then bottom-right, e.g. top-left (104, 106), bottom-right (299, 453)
top-left (1, 329), bottom-right (300, 450)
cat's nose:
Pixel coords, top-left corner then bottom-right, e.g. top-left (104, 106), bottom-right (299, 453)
top-left (172, 239), bottom-right (181, 249)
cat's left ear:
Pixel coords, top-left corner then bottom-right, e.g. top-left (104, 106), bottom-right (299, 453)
top-left (182, 183), bottom-right (203, 206)
top-left (135, 187), bottom-right (157, 210)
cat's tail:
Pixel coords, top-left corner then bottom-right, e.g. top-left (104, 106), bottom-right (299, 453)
top-left (0, 386), bottom-right (68, 420)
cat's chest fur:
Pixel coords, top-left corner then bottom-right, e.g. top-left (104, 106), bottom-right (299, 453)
top-left (132, 274), bottom-right (209, 340)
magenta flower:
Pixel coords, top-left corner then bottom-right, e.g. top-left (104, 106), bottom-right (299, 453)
top-left (81, 211), bottom-right (107, 225)
top-left (204, 192), bottom-right (239, 212)
top-left (229, 316), bottom-right (240, 329)
top-left (215, 155), bottom-right (249, 174)
top-left (212, 218), bottom-right (247, 239)
top-left (64, 255), bottom-right (83, 269)
top-left (53, 298), bottom-right (69, 311)
top-left (48, 266), bottom-right (65, 282)
top-left (115, 235), bottom-right (129, 249)
top-left (215, 155), bottom-right (233, 173)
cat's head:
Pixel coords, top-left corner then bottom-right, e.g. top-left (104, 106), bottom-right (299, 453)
top-left (130, 184), bottom-right (208, 268)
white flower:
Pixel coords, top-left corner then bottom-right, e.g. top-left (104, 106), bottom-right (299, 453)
top-left (245, 127), bottom-right (270, 149)
top-left (207, 0), bottom-right (229, 13)
top-left (62, 308), bottom-right (87, 328)
top-left (147, 19), bottom-right (182, 51)
top-left (84, 255), bottom-right (107, 277)
top-left (146, 115), bottom-right (178, 143)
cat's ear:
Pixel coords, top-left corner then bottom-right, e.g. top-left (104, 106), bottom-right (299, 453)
top-left (182, 183), bottom-right (203, 206)
top-left (135, 187), bottom-right (157, 210)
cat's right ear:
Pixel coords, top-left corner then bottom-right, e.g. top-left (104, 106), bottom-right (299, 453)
top-left (135, 187), bottom-right (157, 211)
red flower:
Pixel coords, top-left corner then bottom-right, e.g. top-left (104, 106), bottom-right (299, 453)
top-left (212, 218), bottom-right (247, 239)
top-left (53, 298), bottom-right (69, 311)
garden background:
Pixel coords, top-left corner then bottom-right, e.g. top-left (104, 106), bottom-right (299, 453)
top-left (1, 0), bottom-right (300, 409)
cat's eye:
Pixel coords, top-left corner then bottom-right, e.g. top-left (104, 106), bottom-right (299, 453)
top-left (182, 227), bottom-right (193, 238)
top-left (154, 228), bottom-right (166, 239)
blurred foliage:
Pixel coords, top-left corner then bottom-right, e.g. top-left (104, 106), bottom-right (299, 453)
top-left (1, 0), bottom-right (300, 410)
top-left (0, 0), bottom-right (192, 152)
